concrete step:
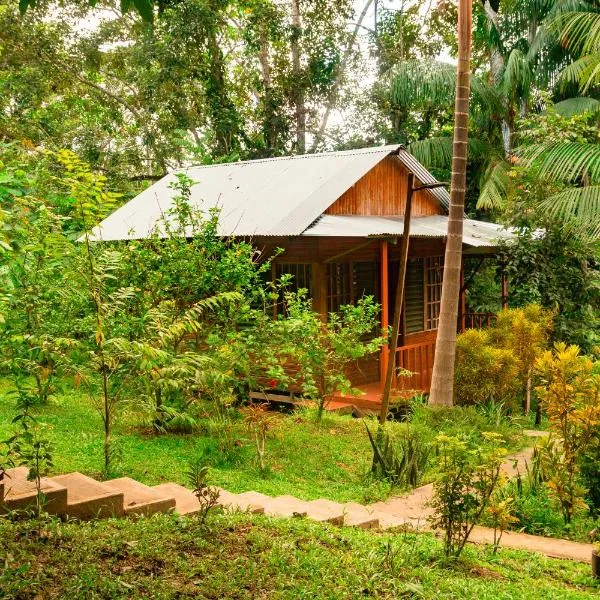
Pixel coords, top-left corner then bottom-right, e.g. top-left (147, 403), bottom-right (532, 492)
top-left (153, 483), bottom-right (264, 516)
top-left (311, 499), bottom-right (379, 529)
top-left (153, 483), bottom-right (200, 516)
top-left (237, 491), bottom-right (309, 518)
top-left (103, 477), bottom-right (176, 517)
top-left (52, 472), bottom-right (124, 519)
top-left (1, 467), bottom-right (67, 515)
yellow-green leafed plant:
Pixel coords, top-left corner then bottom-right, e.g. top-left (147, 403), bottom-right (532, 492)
top-left (454, 329), bottom-right (520, 407)
top-left (428, 432), bottom-right (508, 558)
top-left (489, 305), bottom-right (553, 413)
top-left (534, 342), bottom-right (600, 523)
top-left (454, 305), bottom-right (552, 412)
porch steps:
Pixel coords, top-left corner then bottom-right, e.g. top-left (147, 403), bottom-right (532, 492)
top-left (1, 467), bottom-right (68, 515)
top-left (103, 477), bottom-right (176, 517)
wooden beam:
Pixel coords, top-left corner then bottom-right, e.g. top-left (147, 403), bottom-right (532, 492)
top-left (501, 260), bottom-right (509, 309)
top-left (323, 239), bottom-right (376, 263)
top-left (312, 262), bottom-right (328, 321)
top-left (380, 240), bottom-right (389, 386)
top-left (379, 173), bottom-right (415, 424)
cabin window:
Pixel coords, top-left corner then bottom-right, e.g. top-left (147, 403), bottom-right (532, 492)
top-left (327, 261), bottom-right (378, 313)
top-left (425, 256), bottom-right (443, 330)
top-left (404, 258), bottom-right (425, 333)
top-left (403, 256), bottom-right (443, 333)
top-left (275, 263), bottom-right (312, 295)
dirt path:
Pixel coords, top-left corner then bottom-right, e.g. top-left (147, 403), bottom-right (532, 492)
top-left (369, 431), bottom-right (593, 563)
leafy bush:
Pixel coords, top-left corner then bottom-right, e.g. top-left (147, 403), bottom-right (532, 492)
top-left (534, 342), bottom-right (600, 523)
top-left (454, 329), bottom-right (519, 407)
top-left (427, 432), bottom-right (507, 558)
top-left (454, 305), bottom-right (552, 411)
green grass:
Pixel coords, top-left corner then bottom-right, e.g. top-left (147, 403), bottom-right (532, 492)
top-left (1, 512), bottom-right (597, 599)
top-left (0, 379), bottom-right (526, 504)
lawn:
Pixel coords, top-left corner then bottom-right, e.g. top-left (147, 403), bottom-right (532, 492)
top-left (1, 511), bottom-right (597, 599)
top-left (0, 379), bottom-right (526, 504)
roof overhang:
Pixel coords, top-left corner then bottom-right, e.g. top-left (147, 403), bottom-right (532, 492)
top-left (302, 215), bottom-right (514, 248)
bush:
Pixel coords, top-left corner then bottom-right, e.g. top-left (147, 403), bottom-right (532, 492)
top-left (454, 305), bottom-right (552, 411)
top-left (427, 432), bottom-right (507, 557)
top-left (454, 329), bottom-right (520, 408)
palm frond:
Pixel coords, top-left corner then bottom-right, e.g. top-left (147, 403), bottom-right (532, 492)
top-left (383, 60), bottom-right (502, 112)
top-left (502, 49), bottom-right (534, 100)
top-left (552, 96), bottom-right (600, 116)
top-left (408, 137), bottom-right (491, 169)
top-left (519, 141), bottom-right (600, 183)
top-left (386, 60), bottom-right (456, 107)
top-left (539, 185), bottom-right (600, 239)
top-left (551, 11), bottom-right (600, 55)
top-left (559, 53), bottom-right (600, 91)
top-left (477, 161), bottom-right (511, 211)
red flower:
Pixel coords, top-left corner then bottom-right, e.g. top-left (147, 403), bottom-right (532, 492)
top-left (269, 379), bottom-right (277, 389)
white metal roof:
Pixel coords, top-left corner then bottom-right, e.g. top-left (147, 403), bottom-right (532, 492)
top-left (303, 215), bottom-right (514, 247)
top-left (90, 145), bottom-right (454, 241)
top-left (92, 145), bottom-right (412, 240)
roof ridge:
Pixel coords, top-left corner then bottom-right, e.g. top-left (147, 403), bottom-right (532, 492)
top-left (182, 145), bottom-right (402, 171)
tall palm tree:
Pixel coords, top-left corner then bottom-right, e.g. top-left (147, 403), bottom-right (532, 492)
top-left (428, 0), bottom-right (473, 407)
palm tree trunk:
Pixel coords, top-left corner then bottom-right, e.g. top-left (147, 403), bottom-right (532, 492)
top-left (428, 0), bottom-right (473, 407)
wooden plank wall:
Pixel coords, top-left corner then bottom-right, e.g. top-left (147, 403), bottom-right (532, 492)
top-left (324, 156), bottom-right (443, 217)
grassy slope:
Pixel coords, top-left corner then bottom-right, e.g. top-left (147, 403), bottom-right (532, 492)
top-left (0, 382), bottom-right (393, 503)
top-left (0, 379), bottom-right (526, 504)
top-left (1, 512), bottom-right (597, 599)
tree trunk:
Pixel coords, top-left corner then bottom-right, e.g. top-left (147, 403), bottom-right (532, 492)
top-left (258, 24), bottom-right (278, 154)
top-left (290, 0), bottom-right (306, 153)
top-left (428, 0), bottom-right (473, 407)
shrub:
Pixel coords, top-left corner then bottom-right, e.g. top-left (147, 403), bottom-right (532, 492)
top-left (534, 342), bottom-right (600, 523)
top-left (454, 329), bottom-right (519, 408)
top-left (427, 432), bottom-right (507, 558)
top-left (366, 423), bottom-right (431, 489)
top-left (454, 305), bottom-right (552, 411)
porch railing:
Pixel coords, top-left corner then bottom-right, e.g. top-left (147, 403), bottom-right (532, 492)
top-left (393, 340), bottom-right (436, 392)
top-left (461, 311), bottom-right (497, 330)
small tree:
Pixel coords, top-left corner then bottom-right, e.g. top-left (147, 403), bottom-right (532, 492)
top-left (534, 342), bottom-right (600, 523)
top-left (0, 193), bottom-right (73, 405)
top-left (489, 305), bottom-right (552, 414)
top-left (243, 403), bottom-right (277, 474)
top-left (428, 432), bottom-right (507, 558)
top-left (282, 292), bottom-right (383, 421)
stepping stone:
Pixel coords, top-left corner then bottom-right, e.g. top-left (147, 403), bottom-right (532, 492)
top-left (52, 473), bottom-right (124, 519)
top-left (1, 467), bottom-right (68, 515)
top-left (103, 477), bottom-right (176, 517)
top-left (237, 491), bottom-right (309, 518)
top-left (153, 483), bottom-right (264, 516)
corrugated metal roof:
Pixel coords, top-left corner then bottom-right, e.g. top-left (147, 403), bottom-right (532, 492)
top-left (89, 145), bottom-right (453, 241)
top-left (303, 215), bottom-right (514, 247)
top-left (92, 145), bottom-right (407, 241)
top-left (395, 149), bottom-right (450, 210)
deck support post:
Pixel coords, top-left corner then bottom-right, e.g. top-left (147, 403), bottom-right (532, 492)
top-left (501, 260), bottom-right (509, 309)
top-left (312, 262), bottom-right (328, 321)
top-left (379, 240), bottom-right (389, 385)
top-left (459, 263), bottom-right (466, 332)
top-left (379, 173), bottom-right (414, 425)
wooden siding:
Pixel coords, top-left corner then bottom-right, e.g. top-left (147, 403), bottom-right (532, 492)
top-left (324, 156), bottom-right (444, 217)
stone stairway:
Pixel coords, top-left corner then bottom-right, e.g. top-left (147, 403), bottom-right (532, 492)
top-left (0, 467), bottom-right (408, 530)
top-left (1, 444), bottom-right (594, 564)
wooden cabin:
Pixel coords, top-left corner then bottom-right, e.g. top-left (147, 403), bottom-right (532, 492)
top-left (91, 145), bottom-right (512, 409)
